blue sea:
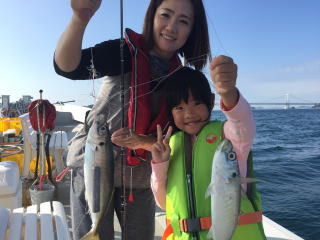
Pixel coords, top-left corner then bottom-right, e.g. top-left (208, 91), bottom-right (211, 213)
top-left (212, 108), bottom-right (320, 240)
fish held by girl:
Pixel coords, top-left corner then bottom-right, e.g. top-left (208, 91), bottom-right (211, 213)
top-left (206, 139), bottom-right (261, 240)
top-left (81, 116), bottom-right (114, 240)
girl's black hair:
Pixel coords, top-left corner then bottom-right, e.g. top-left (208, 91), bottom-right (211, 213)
top-left (143, 0), bottom-right (211, 70)
top-left (163, 67), bottom-right (214, 125)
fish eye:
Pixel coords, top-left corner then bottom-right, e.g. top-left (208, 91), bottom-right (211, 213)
top-left (228, 152), bottom-right (236, 161)
top-left (232, 172), bottom-right (237, 178)
top-left (98, 126), bottom-right (107, 135)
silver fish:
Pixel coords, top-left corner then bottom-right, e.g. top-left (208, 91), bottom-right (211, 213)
top-left (81, 116), bottom-right (114, 240)
top-left (206, 139), bottom-right (240, 240)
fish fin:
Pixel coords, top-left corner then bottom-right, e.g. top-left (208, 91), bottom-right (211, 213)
top-left (205, 184), bottom-right (214, 198)
top-left (80, 231), bottom-right (100, 240)
top-left (241, 187), bottom-right (248, 198)
top-left (207, 227), bottom-right (214, 240)
top-left (219, 171), bottom-right (231, 183)
top-left (240, 177), bottom-right (264, 184)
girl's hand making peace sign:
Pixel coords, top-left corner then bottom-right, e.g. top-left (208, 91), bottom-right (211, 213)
top-left (151, 125), bottom-right (173, 163)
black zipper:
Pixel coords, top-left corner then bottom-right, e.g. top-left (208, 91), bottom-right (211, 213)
top-left (185, 134), bottom-right (200, 240)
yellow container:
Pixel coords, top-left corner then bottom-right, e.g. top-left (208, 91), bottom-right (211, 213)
top-left (9, 118), bottom-right (22, 136)
top-left (1, 154), bottom-right (53, 176)
top-left (0, 118), bottom-right (22, 136)
top-left (29, 156), bottom-right (53, 175)
top-left (0, 118), bottom-right (10, 132)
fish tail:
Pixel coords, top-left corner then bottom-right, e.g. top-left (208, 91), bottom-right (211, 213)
top-left (205, 183), bottom-right (214, 198)
top-left (207, 227), bottom-right (214, 240)
top-left (80, 231), bottom-right (100, 240)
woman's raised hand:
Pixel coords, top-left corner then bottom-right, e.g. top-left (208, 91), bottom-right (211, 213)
top-left (151, 125), bottom-right (173, 163)
top-left (71, 0), bottom-right (102, 23)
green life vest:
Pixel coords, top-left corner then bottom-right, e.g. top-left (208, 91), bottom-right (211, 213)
top-left (165, 121), bottom-right (266, 240)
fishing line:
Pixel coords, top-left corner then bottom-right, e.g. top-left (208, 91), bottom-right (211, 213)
top-left (93, 55), bottom-right (209, 111)
top-left (203, 0), bottom-right (230, 58)
top-left (183, 53), bottom-right (210, 63)
top-left (84, 53), bottom-right (208, 111)
top-left (84, 56), bottom-right (210, 143)
top-left (88, 47), bottom-right (99, 100)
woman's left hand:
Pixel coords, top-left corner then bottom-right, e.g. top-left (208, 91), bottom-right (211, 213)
top-left (111, 127), bottom-right (156, 151)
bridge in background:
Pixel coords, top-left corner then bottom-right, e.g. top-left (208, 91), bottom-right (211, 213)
top-left (226, 93), bottom-right (320, 109)
top-left (250, 102), bottom-right (316, 106)
top-left (248, 94), bottom-right (319, 109)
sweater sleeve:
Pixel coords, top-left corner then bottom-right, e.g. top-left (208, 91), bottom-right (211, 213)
top-left (150, 160), bottom-right (169, 210)
top-left (222, 92), bottom-right (256, 190)
top-left (53, 39), bottom-right (132, 80)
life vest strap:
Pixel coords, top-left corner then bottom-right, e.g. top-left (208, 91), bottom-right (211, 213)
top-left (164, 211), bottom-right (262, 236)
top-left (179, 217), bottom-right (211, 233)
top-left (238, 211), bottom-right (263, 225)
top-left (161, 224), bottom-right (174, 240)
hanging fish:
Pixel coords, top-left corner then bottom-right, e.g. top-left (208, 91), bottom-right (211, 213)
top-left (206, 139), bottom-right (241, 240)
top-left (81, 115), bottom-right (114, 240)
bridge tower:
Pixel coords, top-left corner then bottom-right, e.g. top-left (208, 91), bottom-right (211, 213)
top-left (284, 93), bottom-right (290, 109)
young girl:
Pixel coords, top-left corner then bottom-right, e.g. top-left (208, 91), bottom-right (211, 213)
top-left (151, 65), bottom-right (266, 239)
top-left (54, 0), bottom-right (211, 239)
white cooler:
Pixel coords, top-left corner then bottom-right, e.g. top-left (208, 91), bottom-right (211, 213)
top-left (0, 161), bottom-right (22, 209)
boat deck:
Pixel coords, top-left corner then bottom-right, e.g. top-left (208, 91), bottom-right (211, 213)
top-left (0, 105), bottom-right (305, 239)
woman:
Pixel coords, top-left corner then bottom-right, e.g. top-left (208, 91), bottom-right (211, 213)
top-left (54, 0), bottom-right (211, 239)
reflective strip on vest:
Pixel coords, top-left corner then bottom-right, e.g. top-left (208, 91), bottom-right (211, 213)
top-left (164, 210), bottom-right (262, 236)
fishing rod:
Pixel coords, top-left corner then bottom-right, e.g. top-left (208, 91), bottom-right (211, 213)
top-left (119, 0), bottom-right (127, 239)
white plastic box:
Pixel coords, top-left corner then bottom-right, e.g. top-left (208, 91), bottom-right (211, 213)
top-left (0, 161), bottom-right (22, 209)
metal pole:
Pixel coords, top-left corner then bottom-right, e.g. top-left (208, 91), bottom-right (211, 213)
top-left (37, 90), bottom-right (46, 178)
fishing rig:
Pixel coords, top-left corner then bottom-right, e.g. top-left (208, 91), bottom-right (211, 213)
top-left (28, 90), bottom-right (57, 205)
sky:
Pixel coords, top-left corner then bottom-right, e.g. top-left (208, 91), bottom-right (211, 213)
top-left (0, 0), bottom-right (319, 107)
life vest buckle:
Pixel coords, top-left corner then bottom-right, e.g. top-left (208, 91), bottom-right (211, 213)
top-left (179, 217), bottom-right (201, 233)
